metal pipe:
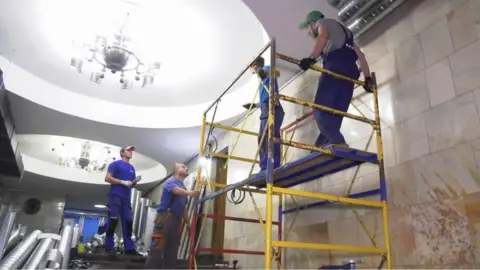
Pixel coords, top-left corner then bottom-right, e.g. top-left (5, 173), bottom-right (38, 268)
top-left (4, 226), bottom-right (27, 256)
top-left (353, 0), bottom-right (409, 38)
top-left (0, 208), bottom-right (17, 259)
top-left (71, 226), bottom-right (80, 248)
top-left (338, 0), bottom-right (367, 20)
top-left (345, 0), bottom-right (382, 26)
top-left (140, 199), bottom-right (152, 241)
top-left (44, 249), bottom-right (62, 270)
top-left (132, 190), bottom-right (142, 238)
top-left (52, 225), bottom-right (73, 270)
top-left (137, 198), bottom-right (146, 239)
top-left (0, 230), bottom-right (42, 270)
top-left (204, 40), bottom-right (272, 114)
top-left (142, 207), bottom-right (156, 249)
top-left (264, 36), bottom-right (276, 270)
top-left (0, 205), bottom-right (8, 225)
top-left (21, 238), bottom-right (55, 270)
top-left (282, 189), bottom-right (381, 214)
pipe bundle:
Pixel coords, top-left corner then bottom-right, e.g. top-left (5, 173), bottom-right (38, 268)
top-left (0, 230), bottom-right (41, 270)
top-left (4, 225), bottom-right (27, 256)
top-left (21, 237), bottom-right (55, 270)
top-left (132, 189), bottom-right (142, 238)
top-left (56, 225), bottom-right (74, 270)
top-left (0, 209), bottom-right (17, 259)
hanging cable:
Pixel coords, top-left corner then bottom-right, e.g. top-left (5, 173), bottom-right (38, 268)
top-left (210, 134), bottom-right (218, 152)
top-left (226, 188), bottom-right (246, 205)
top-left (203, 101), bottom-right (220, 154)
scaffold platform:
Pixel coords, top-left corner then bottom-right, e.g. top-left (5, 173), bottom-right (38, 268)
top-left (188, 38), bottom-right (393, 270)
top-left (197, 145), bottom-right (378, 204)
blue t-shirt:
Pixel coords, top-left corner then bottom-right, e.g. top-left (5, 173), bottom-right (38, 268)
top-left (259, 65), bottom-right (279, 104)
top-left (108, 160), bottom-right (136, 199)
top-left (157, 177), bottom-right (188, 216)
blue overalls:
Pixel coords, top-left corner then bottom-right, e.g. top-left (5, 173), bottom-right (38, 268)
top-left (105, 194), bottom-right (135, 252)
top-left (258, 66), bottom-right (285, 170)
top-left (313, 23), bottom-right (360, 147)
top-left (104, 160), bottom-right (136, 253)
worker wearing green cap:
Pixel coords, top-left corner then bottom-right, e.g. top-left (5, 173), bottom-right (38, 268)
top-left (297, 10), bottom-right (373, 148)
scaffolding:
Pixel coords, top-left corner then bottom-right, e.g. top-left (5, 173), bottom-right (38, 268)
top-left (188, 38), bottom-right (392, 270)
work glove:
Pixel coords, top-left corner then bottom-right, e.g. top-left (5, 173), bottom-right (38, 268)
top-left (363, 76), bottom-right (374, 93)
top-left (131, 175), bottom-right (142, 187)
top-left (257, 69), bottom-right (267, 80)
top-left (298, 57), bottom-right (316, 71)
top-left (120, 180), bottom-right (133, 188)
top-left (242, 103), bottom-right (259, 110)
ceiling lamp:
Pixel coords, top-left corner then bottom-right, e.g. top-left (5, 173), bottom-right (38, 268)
top-left (52, 141), bottom-right (115, 173)
top-left (69, 13), bottom-right (161, 89)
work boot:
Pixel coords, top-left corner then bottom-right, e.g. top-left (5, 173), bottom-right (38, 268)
top-left (125, 249), bottom-right (142, 257)
top-left (334, 142), bottom-right (350, 148)
top-left (104, 248), bottom-right (117, 256)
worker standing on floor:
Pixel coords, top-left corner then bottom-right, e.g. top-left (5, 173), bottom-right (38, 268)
top-left (244, 56), bottom-right (285, 172)
top-left (144, 163), bottom-right (200, 269)
top-left (297, 11), bottom-right (373, 148)
top-left (104, 145), bottom-right (142, 255)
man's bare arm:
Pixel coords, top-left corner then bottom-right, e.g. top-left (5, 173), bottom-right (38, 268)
top-left (355, 45), bottom-right (371, 78)
top-left (105, 172), bottom-right (122, 185)
top-left (310, 25), bottom-right (329, 59)
top-left (172, 187), bottom-right (200, 198)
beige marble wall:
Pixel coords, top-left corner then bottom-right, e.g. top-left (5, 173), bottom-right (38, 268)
top-left (205, 0), bottom-right (480, 268)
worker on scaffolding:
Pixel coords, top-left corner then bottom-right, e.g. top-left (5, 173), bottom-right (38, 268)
top-left (144, 163), bottom-right (200, 269)
top-left (298, 11), bottom-right (373, 148)
top-left (244, 56), bottom-right (285, 172)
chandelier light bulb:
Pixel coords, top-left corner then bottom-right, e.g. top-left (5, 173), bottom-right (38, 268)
top-left (56, 141), bottom-right (114, 173)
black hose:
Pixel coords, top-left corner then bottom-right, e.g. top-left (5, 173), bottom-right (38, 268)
top-left (204, 101), bottom-right (220, 153)
top-left (227, 188), bottom-right (246, 205)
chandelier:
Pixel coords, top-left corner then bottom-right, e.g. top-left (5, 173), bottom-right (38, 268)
top-left (53, 141), bottom-right (115, 173)
top-left (69, 13), bottom-right (161, 89)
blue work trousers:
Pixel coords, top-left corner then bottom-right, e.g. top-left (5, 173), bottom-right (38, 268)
top-left (105, 194), bottom-right (135, 252)
top-left (259, 103), bottom-right (285, 171)
top-left (313, 62), bottom-right (360, 146)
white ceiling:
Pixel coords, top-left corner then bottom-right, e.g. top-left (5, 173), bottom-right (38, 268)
top-left (0, 0), bottom-right (266, 108)
top-left (18, 134), bottom-right (160, 170)
top-left (0, 0), bottom-right (340, 211)
top-left (0, 172), bottom-right (121, 212)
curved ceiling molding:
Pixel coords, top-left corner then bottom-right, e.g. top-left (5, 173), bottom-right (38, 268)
top-left (17, 134), bottom-right (167, 184)
top-left (2, 59), bottom-right (265, 128)
top-left (22, 155), bottom-right (166, 185)
top-left (0, 0), bottom-right (271, 128)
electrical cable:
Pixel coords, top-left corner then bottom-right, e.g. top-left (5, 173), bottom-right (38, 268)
top-left (209, 132), bottom-right (245, 204)
top-left (203, 101), bottom-right (220, 153)
top-left (227, 188), bottom-right (246, 205)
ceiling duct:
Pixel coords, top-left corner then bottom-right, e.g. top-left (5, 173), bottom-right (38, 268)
top-left (329, 0), bottom-right (409, 38)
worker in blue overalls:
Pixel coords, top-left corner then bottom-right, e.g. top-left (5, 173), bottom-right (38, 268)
top-left (298, 11), bottom-right (373, 148)
top-left (244, 56), bottom-right (285, 172)
top-left (144, 163), bottom-right (199, 269)
top-left (104, 145), bottom-right (142, 255)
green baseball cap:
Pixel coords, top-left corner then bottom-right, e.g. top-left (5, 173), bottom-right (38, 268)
top-left (299, 10), bottom-right (325, 29)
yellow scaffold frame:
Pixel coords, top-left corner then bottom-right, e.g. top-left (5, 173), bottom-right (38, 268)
top-left (188, 37), bottom-right (392, 270)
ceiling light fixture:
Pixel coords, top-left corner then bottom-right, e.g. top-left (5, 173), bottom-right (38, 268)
top-left (52, 141), bottom-right (115, 173)
top-left (94, 204), bottom-right (107, 209)
top-left (70, 12), bottom-right (161, 89)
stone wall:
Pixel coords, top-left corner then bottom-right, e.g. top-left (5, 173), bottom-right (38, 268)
top-left (211, 0), bottom-right (480, 268)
